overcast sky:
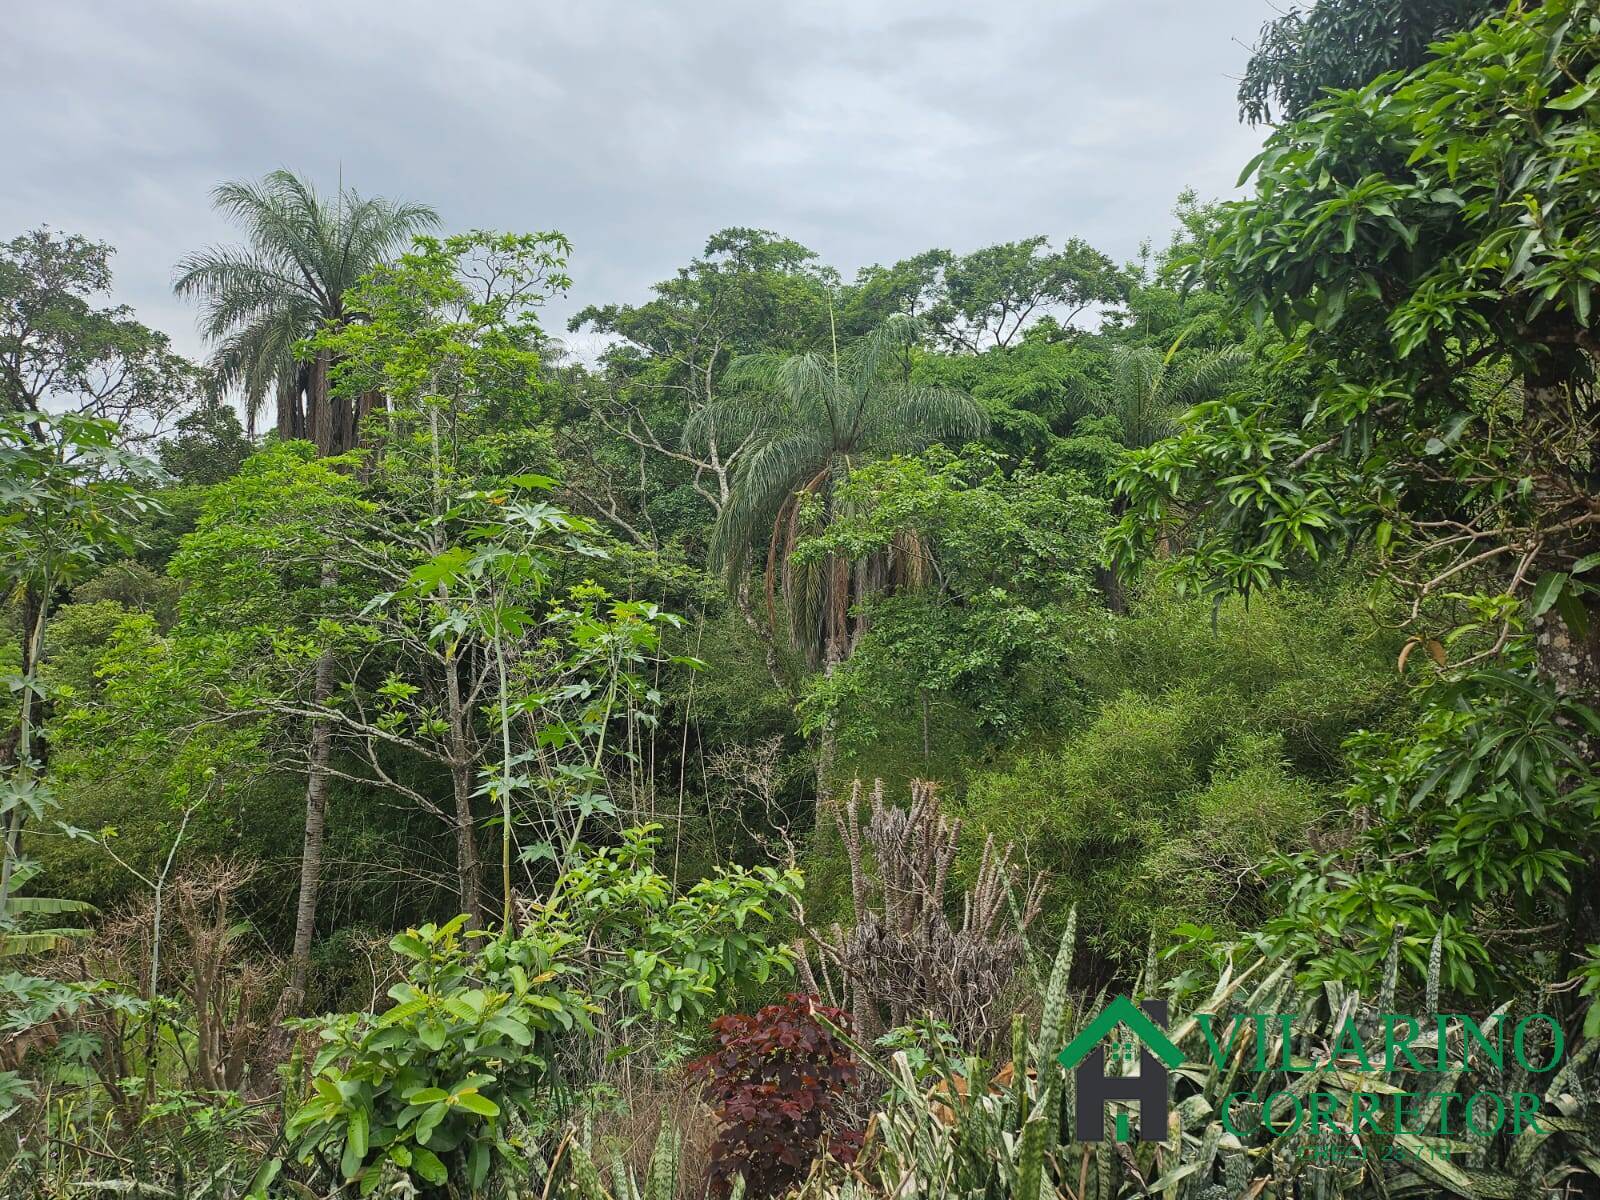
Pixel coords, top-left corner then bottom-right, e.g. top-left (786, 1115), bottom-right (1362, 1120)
top-left (3, 0), bottom-right (1279, 361)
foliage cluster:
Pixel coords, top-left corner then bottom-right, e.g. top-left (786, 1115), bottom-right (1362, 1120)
top-left (688, 995), bottom-right (858, 1199)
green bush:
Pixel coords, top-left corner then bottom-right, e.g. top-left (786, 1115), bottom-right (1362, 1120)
top-left (284, 916), bottom-right (593, 1195)
top-left (955, 581), bottom-right (1400, 976)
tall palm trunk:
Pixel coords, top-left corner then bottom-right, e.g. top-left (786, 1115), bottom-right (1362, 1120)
top-left (308, 347), bottom-right (334, 456)
top-left (276, 365), bottom-right (308, 442)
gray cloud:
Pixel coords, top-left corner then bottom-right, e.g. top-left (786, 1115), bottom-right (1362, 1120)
top-left (1, 0), bottom-right (1277, 362)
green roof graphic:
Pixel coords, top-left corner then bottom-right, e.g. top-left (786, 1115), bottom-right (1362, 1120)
top-left (1058, 995), bottom-right (1184, 1070)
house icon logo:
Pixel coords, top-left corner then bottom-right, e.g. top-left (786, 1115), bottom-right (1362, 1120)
top-left (1058, 996), bottom-right (1182, 1142)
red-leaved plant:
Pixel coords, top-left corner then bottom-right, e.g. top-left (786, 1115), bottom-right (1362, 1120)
top-left (689, 994), bottom-right (860, 1198)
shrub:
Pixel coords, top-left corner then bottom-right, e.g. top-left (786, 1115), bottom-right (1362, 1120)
top-left (1261, 661), bottom-right (1600, 999)
top-left (689, 994), bottom-right (859, 1198)
top-left (283, 916), bottom-right (592, 1195)
top-left (536, 824), bottom-right (802, 1030)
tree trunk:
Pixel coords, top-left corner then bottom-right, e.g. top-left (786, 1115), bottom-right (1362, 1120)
top-left (424, 397), bottom-right (480, 922)
top-left (328, 381), bottom-right (355, 457)
top-left (444, 654), bottom-right (483, 924)
top-left (814, 639), bottom-right (842, 809)
top-left (1097, 494), bottom-right (1131, 615)
top-left (285, 561), bottom-right (338, 1011)
top-left (1534, 605), bottom-right (1600, 709)
top-left (275, 371), bottom-right (302, 443)
top-left (308, 348), bottom-right (334, 456)
top-left (0, 582), bottom-right (50, 913)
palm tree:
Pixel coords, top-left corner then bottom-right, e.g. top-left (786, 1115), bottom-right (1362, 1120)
top-left (696, 313), bottom-right (986, 673)
top-left (1089, 341), bottom-right (1248, 610)
top-left (175, 171), bottom-right (435, 1008)
top-left (1091, 342), bottom-right (1248, 452)
top-left (174, 169), bottom-right (438, 447)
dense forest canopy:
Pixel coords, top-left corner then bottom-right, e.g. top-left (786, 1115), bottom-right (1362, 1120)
top-left (3, 2), bottom-right (1600, 1198)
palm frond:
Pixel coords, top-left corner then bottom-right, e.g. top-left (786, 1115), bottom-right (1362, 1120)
top-left (718, 352), bottom-right (789, 393)
top-left (176, 169), bottom-right (439, 414)
top-left (706, 314), bottom-right (980, 662)
top-left (1171, 345), bottom-right (1249, 408)
top-left (844, 311), bottom-right (923, 395)
top-left (771, 353), bottom-right (838, 423)
top-left (707, 431), bottom-right (829, 578)
top-left (1096, 345), bottom-right (1175, 449)
top-left (206, 309), bottom-right (308, 422)
top-left (681, 390), bottom-right (772, 455)
top-left (6, 896), bottom-right (94, 916)
top-left (209, 174), bottom-right (331, 307)
top-left (864, 384), bottom-right (987, 451)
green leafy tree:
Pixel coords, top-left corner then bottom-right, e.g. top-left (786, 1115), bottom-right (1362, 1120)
top-left (795, 450), bottom-right (1107, 767)
top-left (1, 229), bottom-right (197, 431)
top-left (308, 230), bottom-right (658, 928)
top-left (173, 169), bottom-right (438, 447)
top-left (912, 323), bottom-right (1100, 461)
top-left (155, 402), bottom-right (253, 485)
top-left (1263, 660), bottom-right (1600, 995)
top-left (313, 229), bottom-right (570, 925)
top-left (850, 237), bottom-right (1127, 354)
top-left (1119, 0), bottom-right (1600, 698)
top-left (391, 495), bottom-right (685, 931)
top-left (1, 230), bottom-right (198, 804)
top-left (1117, 0), bottom-right (1600, 996)
top-left (925, 236), bottom-right (1129, 353)
top-left (1090, 341), bottom-right (1247, 609)
top-left (0, 411), bottom-right (164, 929)
top-left (563, 229), bottom-right (840, 576)
top-left (1238, 0), bottom-right (1500, 125)
top-left (169, 440), bottom-right (369, 1002)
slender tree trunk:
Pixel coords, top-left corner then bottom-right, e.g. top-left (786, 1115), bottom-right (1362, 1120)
top-left (0, 581), bottom-right (50, 914)
top-left (445, 654), bottom-right (483, 924)
top-left (286, 560), bottom-right (338, 1010)
top-left (814, 639), bottom-right (842, 809)
top-left (423, 399), bottom-right (481, 921)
